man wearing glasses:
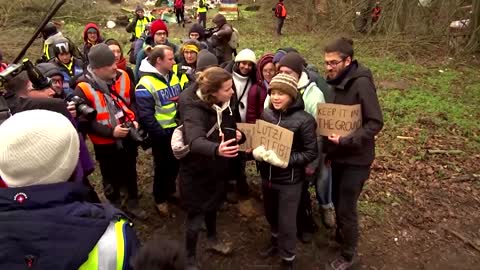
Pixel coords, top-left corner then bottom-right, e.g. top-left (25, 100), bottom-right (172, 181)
top-left (323, 37), bottom-right (383, 270)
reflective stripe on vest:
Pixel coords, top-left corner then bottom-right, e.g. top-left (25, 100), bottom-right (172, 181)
top-left (134, 17), bottom-right (151, 39)
top-left (136, 74), bottom-right (181, 129)
top-left (198, 0), bottom-right (207, 13)
top-left (172, 64), bottom-right (189, 89)
top-left (78, 220), bottom-right (128, 270)
top-left (114, 70), bottom-right (131, 105)
top-left (78, 75), bottom-right (135, 144)
top-left (43, 43), bottom-right (50, 60)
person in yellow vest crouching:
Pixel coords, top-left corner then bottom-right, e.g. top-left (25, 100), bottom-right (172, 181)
top-left (135, 45), bottom-right (184, 216)
top-left (0, 110), bottom-right (138, 270)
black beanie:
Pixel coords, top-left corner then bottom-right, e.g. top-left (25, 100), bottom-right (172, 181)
top-left (278, 52), bottom-right (305, 77)
top-left (88, 44), bottom-right (116, 69)
top-left (36, 63), bottom-right (62, 78)
top-left (189, 23), bottom-right (205, 39)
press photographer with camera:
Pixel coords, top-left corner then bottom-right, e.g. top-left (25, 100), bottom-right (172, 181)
top-left (73, 43), bottom-right (147, 219)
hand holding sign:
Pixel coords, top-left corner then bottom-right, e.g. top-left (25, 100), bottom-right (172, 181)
top-left (252, 120), bottom-right (294, 165)
top-left (317, 104), bottom-right (362, 137)
top-left (328, 133), bottom-right (341, 144)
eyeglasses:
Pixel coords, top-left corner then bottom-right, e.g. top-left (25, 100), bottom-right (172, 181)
top-left (324, 59), bottom-right (345, 68)
top-left (155, 32), bottom-right (167, 36)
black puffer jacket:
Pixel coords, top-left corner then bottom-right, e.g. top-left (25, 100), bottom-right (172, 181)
top-left (258, 97), bottom-right (318, 185)
top-left (177, 84), bottom-right (245, 212)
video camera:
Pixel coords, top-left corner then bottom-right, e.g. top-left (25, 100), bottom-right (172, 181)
top-left (0, 59), bottom-right (51, 91)
top-left (204, 27), bottom-right (216, 39)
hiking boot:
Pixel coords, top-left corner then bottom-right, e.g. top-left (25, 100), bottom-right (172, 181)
top-left (281, 259), bottom-right (295, 270)
top-left (322, 208), bottom-right (336, 228)
top-left (155, 203), bottom-right (169, 216)
top-left (206, 237), bottom-right (233, 256)
top-left (125, 200), bottom-right (148, 220)
top-left (326, 256), bottom-right (354, 270)
top-left (259, 236), bottom-right (278, 258)
top-left (300, 232), bottom-right (314, 243)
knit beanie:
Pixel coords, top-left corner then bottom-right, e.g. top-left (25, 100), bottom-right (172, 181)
top-left (88, 43), bottom-right (116, 69)
top-left (150, 19), bottom-right (168, 38)
top-left (0, 110), bottom-right (80, 188)
top-left (197, 49), bottom-right (218, 71)
top-left (278, 52), bottom-right (305, 77)
top-left (272, 47), bottom-right (298, 64)
top-left (235, 48), bottom-right (256, 63)
top-left (36, 63), bottom-right (62, 78)
top-left (268, 73), bottom-right (298, 100)
top-left (135, 5), bottom-right (144, 12)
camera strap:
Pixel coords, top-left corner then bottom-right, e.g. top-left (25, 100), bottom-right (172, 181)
top-left (108, 88), bottom-right (134, 122)
top-left (0, 95), bottom-right (12, 126)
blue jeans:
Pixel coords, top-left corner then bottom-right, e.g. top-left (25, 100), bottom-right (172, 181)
top-left (316, 161), bottom-right (334, 209)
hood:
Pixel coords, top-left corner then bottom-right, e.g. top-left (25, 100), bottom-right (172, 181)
top-left (83, 23), bottom-right (102, 43)
top-left (189, 23), bottom-right (206, 40)
top-left (327, 60), bottom-right (373, 90)
top-left (269, 92), bottom-right (305, 115)
top-left (255, 53), bottom-right (274, 83)
top-left (213, 14), bottom-right (227, 27)
top-left (297, 71), bottom-right (312, 89)
top-left (139, 58), bottom-right (161, 75)
top-left (45, 32), bottom-right (64, 45)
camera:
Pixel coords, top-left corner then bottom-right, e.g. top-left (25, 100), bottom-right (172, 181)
top-left (204, 27), bottom-right (216, 39)
top-left (65, 94), bottom-right (97, 121)
top-left (122, 120), bottom-right (151, 150)
top-left (0, 59), bottom-right (51, 90)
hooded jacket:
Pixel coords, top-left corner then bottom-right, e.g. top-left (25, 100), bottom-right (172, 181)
top-left (246, 53), bottom-right (274, 123)
top-left (0, 182), bottom-right (137, 270)
top-left (81, 23), bottom-right (104, 63)
top-left (50, 57), bottom-right (84, 97)
top-left (258, 97), bottom-right (318, 185)
top-left (177, 84), bottom-right (245, 212)
top-left (324, 60), bottom-right (383, 166)
top-left (211, 14), bottom-right (233, 63)
top-left (264, 70), bottom-right (325, 117)
top-left (134, 36), bottom-right (179, 80)
top-left (135, 59), bottom-right (181, 138)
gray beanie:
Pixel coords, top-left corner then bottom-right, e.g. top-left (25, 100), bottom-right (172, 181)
top-left (196, 50), bottom-right (218, 72)
top-left (88, 43), bottom-right (116, 69)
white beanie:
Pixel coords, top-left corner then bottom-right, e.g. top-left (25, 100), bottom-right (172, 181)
top-left (0, 110), bottom-right (80, 187)
top-left (235, 48), bottom-right (256, 63)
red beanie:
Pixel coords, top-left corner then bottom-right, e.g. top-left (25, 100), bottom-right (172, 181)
top-left (150, 20), bottom-right (168, 38)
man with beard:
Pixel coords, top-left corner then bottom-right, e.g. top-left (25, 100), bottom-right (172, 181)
top-left (323, 37), bottom-right (383, 270)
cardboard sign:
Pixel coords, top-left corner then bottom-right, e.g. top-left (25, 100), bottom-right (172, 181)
top-left (236, 123), bottom-right (255, 151)
top-left (317, 103), bottom-right (362, 136)
top-left (252, 120), bottom-right (294, 164)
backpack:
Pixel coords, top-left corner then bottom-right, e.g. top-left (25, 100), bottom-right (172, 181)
top-left (171, 123), bottom-right (218, 160)
top-left (228, 27), bottom-right (240, 49)
top-left (174, 0), bottom-right (183, 9)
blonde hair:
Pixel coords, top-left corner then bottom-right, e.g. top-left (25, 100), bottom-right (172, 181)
top-left (197, 67), bottom-right (232, 105)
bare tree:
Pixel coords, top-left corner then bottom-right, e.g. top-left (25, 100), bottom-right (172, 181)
top-left (466, 0), bottom-right (480, 52)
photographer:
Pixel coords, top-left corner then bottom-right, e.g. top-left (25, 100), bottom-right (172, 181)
top-left (73, 44), bottom-right (146, 219)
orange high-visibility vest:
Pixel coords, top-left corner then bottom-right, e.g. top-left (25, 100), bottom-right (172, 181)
top-left (77, 69), bottom-right (135, 145)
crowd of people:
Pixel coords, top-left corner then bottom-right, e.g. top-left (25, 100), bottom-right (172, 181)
top-left (0, 4), bottom-right (383, 270)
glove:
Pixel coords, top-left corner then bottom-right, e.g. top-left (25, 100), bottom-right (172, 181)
top-left (263, 150), bottom-right (288, 169)
top-left (252, 145), bottom-right (267, 161)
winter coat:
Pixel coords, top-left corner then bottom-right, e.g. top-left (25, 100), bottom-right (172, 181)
top-left (0, 182), bottom-right (138, 269)
top-left (49, 57), bottom-right (85, 97)
top-left (324, 60), bottom-right (383, 166)
top-left (177, 84), bottom-right (245, 212)
top-left (223, 61), bottom-right (257, 123)
top-left (211, 14), bottom-right (233, 63)
top-left (81, 23), bottom-right (104, 63)
top-left (246, 53), bottom-right (274, 123)
top-left (258, 97), bottom-right (318, 185)
top-left (264, 70), bottom-right (325, 117)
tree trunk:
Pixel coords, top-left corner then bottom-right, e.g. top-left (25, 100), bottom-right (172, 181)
top-left (466, 0), bottom-right (480, 52)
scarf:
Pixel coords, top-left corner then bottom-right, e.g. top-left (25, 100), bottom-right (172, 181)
top-left (116, 57), bottom-right (127, 71)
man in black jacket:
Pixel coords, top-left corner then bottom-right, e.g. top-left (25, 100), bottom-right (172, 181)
top-left (323, 37), bottom-right (383, 270)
